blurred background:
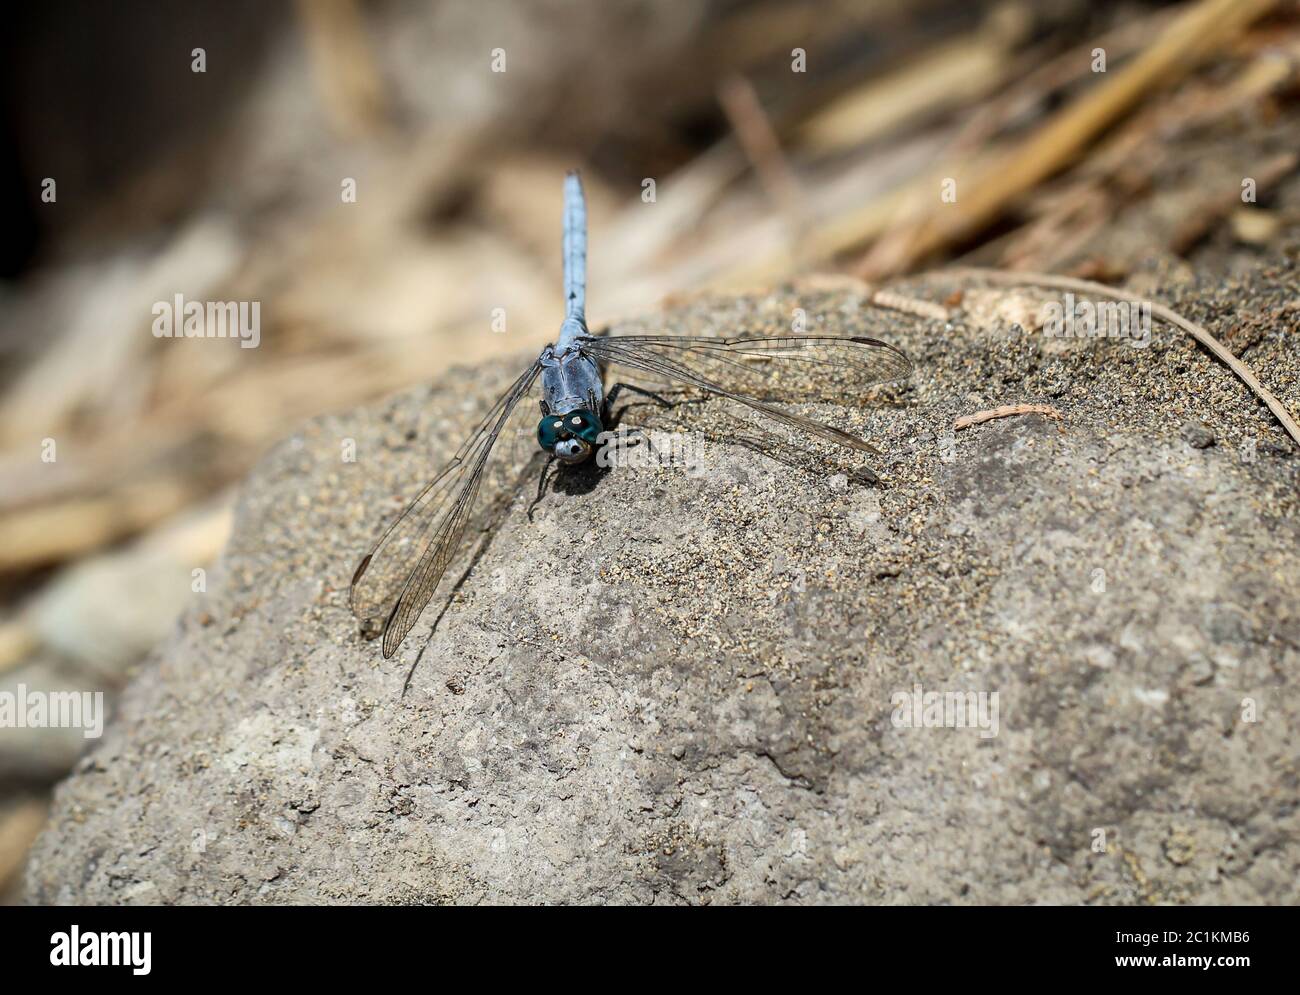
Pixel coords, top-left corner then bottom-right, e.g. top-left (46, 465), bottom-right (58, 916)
top-left (2, 0), bottom-right (1298, 900)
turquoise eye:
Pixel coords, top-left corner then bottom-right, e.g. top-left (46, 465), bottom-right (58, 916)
top-left (567, 410), bottom-right (603, 444)
top-left (537, 409), bottom-right (604, 451)
top-left (537, 417), bottom-right (564, 449)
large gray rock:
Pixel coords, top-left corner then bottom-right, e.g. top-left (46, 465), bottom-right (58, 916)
top-left (26, 260), bottom-right (1300, 904)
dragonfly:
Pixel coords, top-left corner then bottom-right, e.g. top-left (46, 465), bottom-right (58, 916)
top-left (351, 172), bottom-right (913, 658)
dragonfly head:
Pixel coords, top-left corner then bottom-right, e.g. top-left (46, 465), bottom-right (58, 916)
top-left (537, 408), bottom-right (603, 464)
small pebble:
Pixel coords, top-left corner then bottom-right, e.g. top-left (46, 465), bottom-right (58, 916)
top-left (1180, 421), bottom-right (1216, 449)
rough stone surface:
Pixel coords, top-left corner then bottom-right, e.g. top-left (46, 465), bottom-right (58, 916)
top-left (26, 250), bottom-right (1300, 904)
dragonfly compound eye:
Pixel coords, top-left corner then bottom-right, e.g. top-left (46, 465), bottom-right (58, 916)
top-left (537, 416), bottom-right (568, 450)
top-left (564, 409), bottom-right (603, 444)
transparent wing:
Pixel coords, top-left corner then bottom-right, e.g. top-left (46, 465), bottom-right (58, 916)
top-left (350, 359), bottom-right (543, 658)
top-left (580, 334), bottom-right (911, 455)
top-left (582, 334), bottom-right (911, 401)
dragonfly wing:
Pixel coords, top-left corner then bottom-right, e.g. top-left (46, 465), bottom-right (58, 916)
top-left (581, 334), bottom-right (911, 402)
top-left (580, 334), bottom-right (911, 455)
top-left (350, 360), bottom-right (543, 658)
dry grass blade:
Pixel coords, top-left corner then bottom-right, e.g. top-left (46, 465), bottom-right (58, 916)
top-left (955, 403), bottom-right (1063, 430)
top-left (717, 75), bottom-right (801, 218)
top-left (859, 0), bottom-right (1281, 277)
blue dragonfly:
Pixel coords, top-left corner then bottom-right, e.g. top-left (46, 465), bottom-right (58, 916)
top-left (351, 172), bottom-right (912, 658)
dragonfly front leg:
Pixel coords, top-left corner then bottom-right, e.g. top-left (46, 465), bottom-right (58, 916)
top-left (526, 455), bottom-right (557, 522)
top-left (603, 382), bottom-right (676, 427)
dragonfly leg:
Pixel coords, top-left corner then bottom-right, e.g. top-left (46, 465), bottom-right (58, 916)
top-left (606, 382), bottom-right (675, 408)
top-left (604, 382), bottom-right (678, 430)
top-left (526, 455), bottom-right (556, 522)
top-left (595, 425), bottom-right (663, 470)
top-left (620, 426), bottom-right (659, 455)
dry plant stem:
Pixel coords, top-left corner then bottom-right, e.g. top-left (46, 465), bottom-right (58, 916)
top-left (718, 74), bottom-right (807, 263)
top-left (867, 289), bottom-right (951, 323)
top-left (0, 620), bottom-right (38, 675)
top-left (995, 43), bottom-right (1300, 270)
top-left (718, 75), bottom-right (801, 216)
top-left (796, 11), bottom-right (1022, 155)
top-left (861, 0), bottom-right (1280, 276)
top-left (948, 267), bottom-right (1300, 449)
top-left (955, 404), bottom-right (1063, 430)
top-left (942, 6), bottom-right (1181, 160)
top-left (792, 274), bottom-right (952, 322)
top-left (294, 0), bottom-right (389, 137)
